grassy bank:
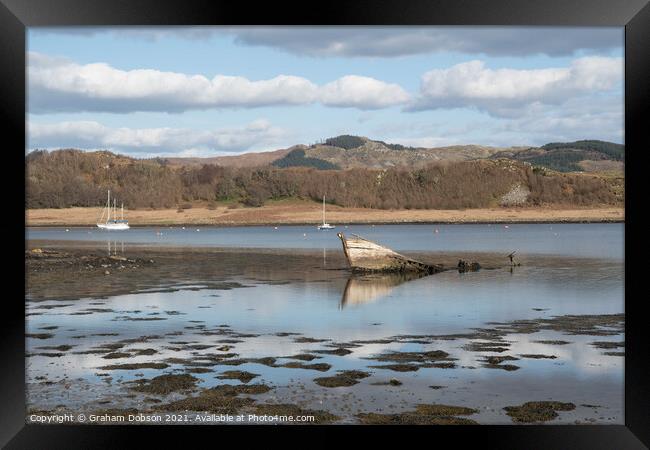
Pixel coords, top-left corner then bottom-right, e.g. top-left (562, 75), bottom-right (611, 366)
top-left (26, 199), bottom-right (624, 226)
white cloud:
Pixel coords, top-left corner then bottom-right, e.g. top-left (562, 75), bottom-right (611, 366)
top-left (28, 52), bottom-right (409, 113)
top-left (496, 95), bottom-right (624, 144)
top-left (320, 75), bottom-right (410, 109)
top-left (370, 90), bottom-right (623, 149)
top-left (410, 56), bottom-right (623, 117)
top-left (27, 119), bottom-right (288, 155)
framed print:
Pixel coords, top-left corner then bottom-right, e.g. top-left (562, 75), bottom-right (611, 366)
top-left (2, 0), bottom-right (649, 447)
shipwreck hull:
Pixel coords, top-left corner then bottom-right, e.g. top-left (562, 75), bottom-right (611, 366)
top-left (337, 232), bottom-right (441, 274)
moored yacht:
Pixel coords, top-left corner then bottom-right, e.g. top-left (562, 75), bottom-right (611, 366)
top-left (97, 190), bottom-right (130, 230)
top-left (317, 195), bottom-right (335, 230)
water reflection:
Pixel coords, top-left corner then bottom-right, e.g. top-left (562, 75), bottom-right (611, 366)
top-left (26, 223), bottom-right (624, 260)
top-left (340, 271), bottom-right (430, 308)
top-left (107, 240), bottom-right (125, 257)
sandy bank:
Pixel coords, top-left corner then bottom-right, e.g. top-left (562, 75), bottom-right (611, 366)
top-left (26, 204), bottom-right (624, 227)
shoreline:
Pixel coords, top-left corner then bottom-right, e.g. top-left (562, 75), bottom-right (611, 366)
top-left (26, 205), bottom-right (624, 227)
top-left (25, 242), bottom-right (622, 303)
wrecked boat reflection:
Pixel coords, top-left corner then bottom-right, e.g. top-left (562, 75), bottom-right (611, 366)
top-left (340, 271), bottom-right (431, 308)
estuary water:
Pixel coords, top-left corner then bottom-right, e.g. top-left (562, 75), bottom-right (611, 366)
top-left (27, 223), bottom-right (623, 259)
top-left (25, 223), bottom-right (624, 425)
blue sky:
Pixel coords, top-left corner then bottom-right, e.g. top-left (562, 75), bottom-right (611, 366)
top-left (27, 27), bottom-right (624, 157)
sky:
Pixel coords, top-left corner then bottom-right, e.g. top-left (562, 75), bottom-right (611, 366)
top-left (26, 26), bottom-right (624, 157)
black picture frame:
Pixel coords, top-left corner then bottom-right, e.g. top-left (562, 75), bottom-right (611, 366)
top-left (2, 0), bottom-right (648, 447)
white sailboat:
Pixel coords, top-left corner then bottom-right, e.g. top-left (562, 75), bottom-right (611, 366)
top-left (317, 195), bottom-right (335, 230)
top-left (97, 190), bottom-right (130, 230)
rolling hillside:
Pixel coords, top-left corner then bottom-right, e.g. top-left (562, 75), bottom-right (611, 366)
top-left (164, 147), bottom-right (292, 168)
top-left (160, 136), bottom-right (623, 174)
top-left (26, 147), bottom-right (624, 211)
top-left (270, 136), bottom-right (530, 170)
top-left (490, 140), bottom-right (624, 173)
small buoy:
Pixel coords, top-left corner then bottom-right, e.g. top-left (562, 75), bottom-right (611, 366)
top-left (274, 226), bottom-right (278, 230)
top-left (196, 229), bottom-right (200, 232)
top-left (65, 228), bottom-right (69, 232)
top-left (434, 228), bottom-right (439, 233)
top-left (504, 225), bottom-right (509, 229)
top-left (182, 226), bottom-right (185, 230)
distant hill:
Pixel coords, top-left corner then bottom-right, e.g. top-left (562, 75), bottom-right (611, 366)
top-left (324, 134), bottom-right (417, 151)
top-left (164, 147), bottom-right (291, 168)
top-left (271, 149), bottom-right (340, 170)
top-left (271, 135), bottom-right (529, 170)
top-left (323, 135), bottom-right (367, 150)
top-left (157, 135), bottom-right (623, 173)
top-left (491, 140), bottom-right (624, 173)
top-left (542, 140), bottom-right (624, 160)
top-left (26, 139), bottom-right (625, 211)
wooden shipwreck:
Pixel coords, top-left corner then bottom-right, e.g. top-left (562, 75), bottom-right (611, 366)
top-left (337, 232), bottom-right (442, 273)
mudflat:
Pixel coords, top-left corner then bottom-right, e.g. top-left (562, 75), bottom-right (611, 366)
top-left (25, 243), bottom-right (512, 301)
top-left (25, 243), bottom-right (624, 424)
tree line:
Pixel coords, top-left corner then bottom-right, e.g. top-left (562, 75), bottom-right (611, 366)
top-left (26, 149), bottom-right (622, 210)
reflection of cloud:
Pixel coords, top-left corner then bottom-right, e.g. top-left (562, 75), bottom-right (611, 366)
top-left (508, 334), bottom-right (623, 376)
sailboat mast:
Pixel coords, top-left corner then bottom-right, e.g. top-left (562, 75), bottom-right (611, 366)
top-left (121, 203), bottom-right (124, 221)
top-left (107, 190), bottom-right (111, 222)
top-left (322, 195), bottom-right (325, 224)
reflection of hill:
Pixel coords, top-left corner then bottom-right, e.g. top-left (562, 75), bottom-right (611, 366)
top-left (340, 272), bottom-right (429, 308)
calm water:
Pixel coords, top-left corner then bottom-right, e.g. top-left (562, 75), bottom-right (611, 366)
top-left (26, 223), bottom-right (625, 424)
top-left (27, 223), bottom-right (624, 259)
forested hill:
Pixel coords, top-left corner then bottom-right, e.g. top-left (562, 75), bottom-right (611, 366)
top-left (26, 146), bottom-right (624, 210)
top-left (162, 135), bottom-right (625, 173)
top-left (541, 140), bottom-right (624, 160)
top-left (271, 137), bottom-right (624, 172)
top-left (490, 140), bottom-right (624, 173)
